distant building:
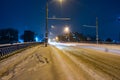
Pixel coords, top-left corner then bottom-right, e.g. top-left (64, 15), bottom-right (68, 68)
top-left (57, 32), bottom-right (87, 42)
top-left (23, 30), bottom-right (35, 42)
top-left (71, 32), bottom-right (87, 42)
top-left (0, 28), bottom-right (18, 44)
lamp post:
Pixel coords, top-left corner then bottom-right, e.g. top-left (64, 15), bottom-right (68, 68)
top-left (45, 2), bottom-right (48, 47)
top-left (45, 0), bottom-right (70, 47)
top-left (55, 36), bottom-right (59, 42)
top-left (96, 17), bottom-right (99, 45)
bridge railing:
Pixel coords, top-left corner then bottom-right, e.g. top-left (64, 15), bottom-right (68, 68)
top-left (0, 42), bottom-right (41, 60)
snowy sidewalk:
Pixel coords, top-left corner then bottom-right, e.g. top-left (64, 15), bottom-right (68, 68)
top-left (0, 45), bottom-right (40, 79)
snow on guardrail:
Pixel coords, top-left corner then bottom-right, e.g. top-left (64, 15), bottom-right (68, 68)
top-left (0, 42), bottom-right (41, 60)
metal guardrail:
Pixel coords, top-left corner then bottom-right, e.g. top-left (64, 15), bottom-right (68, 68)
top-left (0, 42), bottom-right (41, 60)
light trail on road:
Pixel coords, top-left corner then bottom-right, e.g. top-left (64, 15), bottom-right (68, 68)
top-left (50, 42), bottom-right (120, 54)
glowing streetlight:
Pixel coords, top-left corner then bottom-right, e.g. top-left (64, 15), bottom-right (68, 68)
top-left (51, 25), bottom-right (55, 29)
top-left (58, 0), bottom-right (64, 4)
top-left (64, 27), bottom-right (70, 33)
top-left (64, 26), bottom-right (70, 42)
top-left (55, 36), bottom-right (59, 41)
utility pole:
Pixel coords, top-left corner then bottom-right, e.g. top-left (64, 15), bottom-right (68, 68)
top-left (83, 17), bottom-right (99, 45)
top-left (118, 32), bottom-right (120, 42)
top-left (96, 17), bottom-right (99, 45)
top-left (44, 0), bottom-right (70, 47)
top-left (45, 2), bottom-right (48, 47)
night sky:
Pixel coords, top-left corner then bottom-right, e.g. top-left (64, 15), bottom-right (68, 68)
top-left (0, 0), bottom-right (120, 40)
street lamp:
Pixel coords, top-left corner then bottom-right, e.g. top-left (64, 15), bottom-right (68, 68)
top-left (64, 26), bottom-right (70, 33)
top-left (64, 26), bottom-right (70, 41)
top-left (59, 0), bottom-right (63, 3)
top-left (49, 25), bottom-right (56, 42)
top-left (45, 0), bottom-right (70, 47)
top-left (51, 25), bottom-right (55, 29)
top-left (55, 36), bottom-right (59, 42)
top-left (58, 0), bottom-right (64, 5)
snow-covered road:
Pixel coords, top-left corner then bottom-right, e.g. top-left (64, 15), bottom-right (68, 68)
top-left (0, 44), bottom-right (120, 80)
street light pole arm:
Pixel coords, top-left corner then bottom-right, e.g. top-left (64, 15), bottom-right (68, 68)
top-left (48, 18), bottom-right (71, 20)
top-left (82, 25), bottom-right (96, 28)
